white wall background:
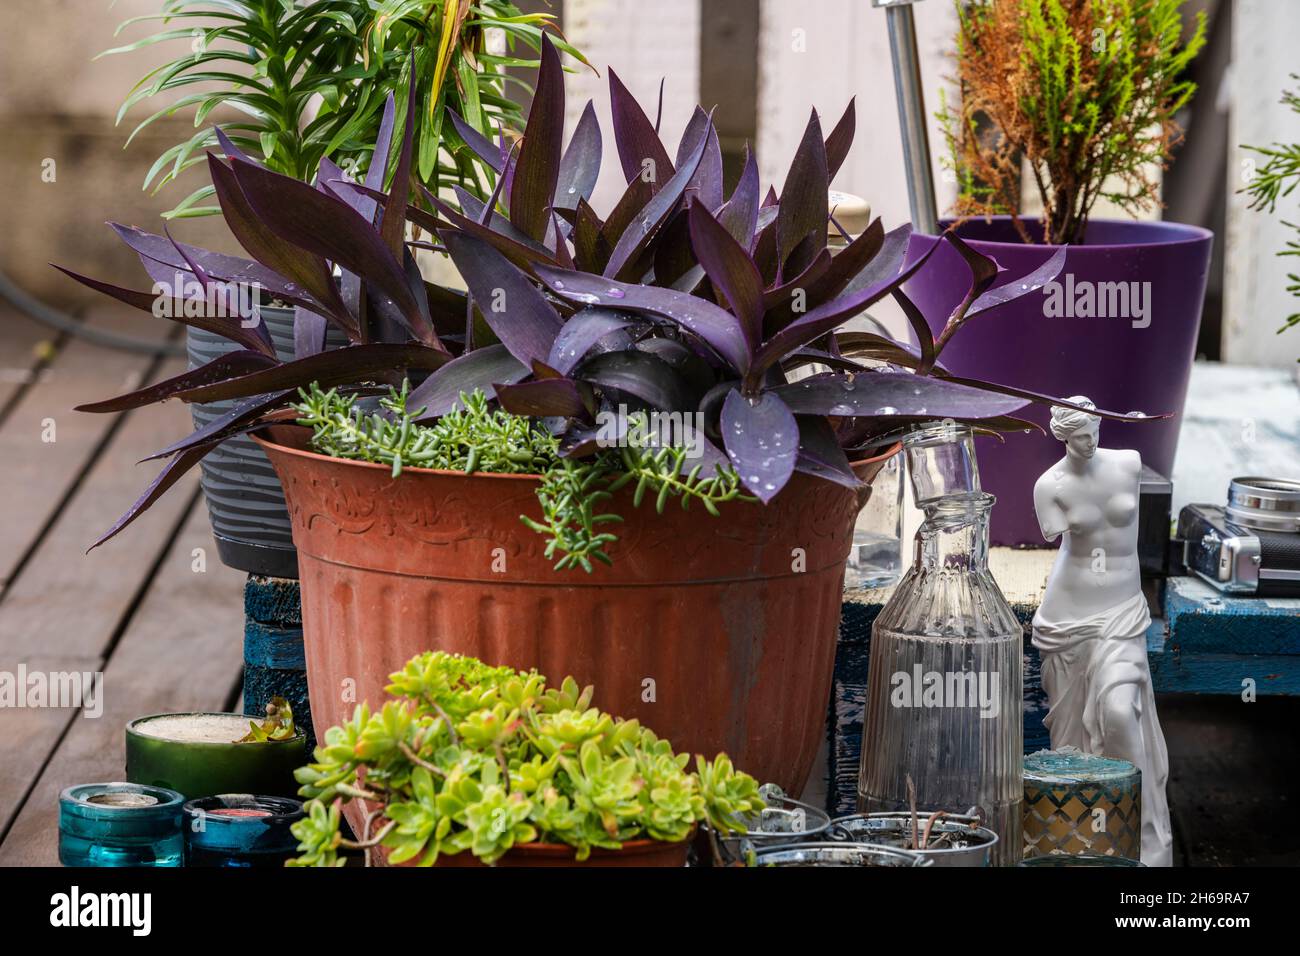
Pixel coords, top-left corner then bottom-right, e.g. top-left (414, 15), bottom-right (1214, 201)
top-left (1224, 0), bottom-right (1300, 367)
top-left (561, 0), bottom-right (702, 215)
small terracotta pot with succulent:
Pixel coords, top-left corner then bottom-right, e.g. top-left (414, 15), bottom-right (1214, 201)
top-left (286, 651), bottom-right (765, 867)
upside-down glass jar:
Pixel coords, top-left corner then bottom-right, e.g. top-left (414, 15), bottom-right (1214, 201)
top-left (856, 422), bottom-right (1023, 866)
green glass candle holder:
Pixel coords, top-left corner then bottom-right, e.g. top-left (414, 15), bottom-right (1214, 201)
top-left (126, 713), bottom-right (305, 800)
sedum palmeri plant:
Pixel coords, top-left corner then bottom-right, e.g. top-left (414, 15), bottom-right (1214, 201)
top-left (1242, 77), bottom-right (1300, 335)
top-left (941, 0), bottom-right (1206, 244)
top-left (105, 0), bottom-right (585, 217)
top-left (288, 651), bottom-right (764, 865)
top-left (293, 382), bottom-right (752, 572)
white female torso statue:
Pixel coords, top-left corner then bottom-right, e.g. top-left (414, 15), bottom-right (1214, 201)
top-left (1032, 398), bottom-right (1172, 866)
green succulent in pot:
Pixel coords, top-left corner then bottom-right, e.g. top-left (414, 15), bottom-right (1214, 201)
top-left (288, 651), bottom-right (765, 865)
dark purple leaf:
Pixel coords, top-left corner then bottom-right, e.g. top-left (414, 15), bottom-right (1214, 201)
top-left (407, 344), bottom-right (529, 419)
top-left (89, 441), bottom-right (221, 551)
top-left (824, 99), bottom-right (855, 180)
top-left (933, 375), bottom-right (1167, 422)
top-left (676, 107), bottom-right (724, 210)
top-left (718, 145), bottom-right (760, 248)
top-left (448, 108), bottom-right (505, 174)
top-left (966, 245), bottom-right (1067, 320)
top-left (453, 185), bottom-right (548, 254)
top-left (832, 330), bottom-right (937, 371)
top-left (774, 369), bottom-right (1029, 419)
top-left (442, 232), bottom-right (563, 366)
top-left (556, 100), bottom-right (602, 213)
top-left (752, 216), bottom-right (781, 286)
top-left (842, 222), bottom-right (911, 296)
top-left (651, 208), bottom-right (696, 288)
top-left (76, 351), bottom-right (278, 413)
top-left (604, 120), bottom-right (710, 280)
top-left (535, 264), bottom-right (751, 372)
top-left (52, 265), bottom-right (277, 357)
top-left (494, 377), bottom-right (589, 418)
top-left (208, 155), bottom-right (354, 332)
top-left (145, 389), bottom-right (297, 461)
top-left (510, 34), bottom-right (565, 241)
top-left (214, 127), bottom-right (260, 166)
top-left (599, 176), bottom-right (655, 250)
top-left (721, 389), bottom-right (799, 503)
top-left (226, 157), bottom-right (432, 345)
top-left (783, 347), bottom-right (871, 374)
top-left (577, 349), bottom-right (694, 412)
top-left (608, 67), bottom-right (674, 188)
top-left (762, 248), bottom-right (833, 316)
top-left (749, 237), bottom-right (940, 382)
top-left (548, 307), bottom-right (635, 374)
top-left (937, 230), bottom-right (1003, 344)
top-left (892, 288), bottom-right (937, 372)
top-left (380, 79), bottom-right (417, 259)
top-left (171, 343), bottom-right (449, 404)
top-left (430, 196), bottom-right (556, 270)
top-left (687, 200), bottom-right (763, 350)
top-left (776, 110), bottom-right (829, 273)
top-left (110, 222), bottom-right (335, 322)
top-left (794, 414), bottom-right (861, 490)
top-left (571, 198), bottom-right (609, 273)
top-left (550, 212), bottom-right (576, 268)
top-left (805, 216), bottom-right (885, 303)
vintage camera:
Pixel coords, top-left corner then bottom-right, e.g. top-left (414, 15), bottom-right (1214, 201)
top-left (1177, 477), bottom-right (1300, 597)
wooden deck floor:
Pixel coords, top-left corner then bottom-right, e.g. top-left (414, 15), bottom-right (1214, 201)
top-left (0, 304), bottom-right (245, 866)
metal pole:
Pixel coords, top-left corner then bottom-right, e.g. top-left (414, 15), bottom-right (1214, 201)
top-left (873, 0), bottom-right (938, 235)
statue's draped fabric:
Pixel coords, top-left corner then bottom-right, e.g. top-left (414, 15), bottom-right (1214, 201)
top-left (1033, 592), bottom-right (1173, 866)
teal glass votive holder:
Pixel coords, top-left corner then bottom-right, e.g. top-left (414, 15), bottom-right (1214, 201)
top-left (126, 713), bottom-right (305, 800)
top-left (59, 783), bottom-right (184, 867)
top-left (183, 794), bottom-right (305, 867)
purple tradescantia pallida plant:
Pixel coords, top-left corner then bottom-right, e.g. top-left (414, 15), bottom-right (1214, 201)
top-left (58, 73), bottom-right (463, 547)
top-left (408, 34), bottom-right (1150, 504)
top-left (63, 32), bottom-right (1159, 551)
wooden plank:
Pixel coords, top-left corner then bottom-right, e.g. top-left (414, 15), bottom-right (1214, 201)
top-left (0, 355), bottom-right (200, 833)
top-left (0, 308), bottom-right (171, 587)
top-left (1165, 575), bottom-right (1300, 655)
top-left (0, 356), bottom-right (196, 661)
top-left (0, 505), bottom-right (245, 866)
top-left (0, 304), bottom-right (58, 419)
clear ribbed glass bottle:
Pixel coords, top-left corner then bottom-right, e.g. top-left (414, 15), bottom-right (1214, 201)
top-left (856, 422), bottom-right (1022, 865)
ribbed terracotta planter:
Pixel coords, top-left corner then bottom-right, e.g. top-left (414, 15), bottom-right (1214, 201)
top-left (254, 426), bottom-right (895, 795)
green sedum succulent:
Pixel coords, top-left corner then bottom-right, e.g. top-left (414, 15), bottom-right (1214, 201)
top-left (288, 651), bottom-right (765, 866)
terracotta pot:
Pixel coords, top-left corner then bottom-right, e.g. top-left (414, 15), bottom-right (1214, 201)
top-left (254, 426), bottom-right (897, 795)
top-left (374, 836), bottom-right (690, 868)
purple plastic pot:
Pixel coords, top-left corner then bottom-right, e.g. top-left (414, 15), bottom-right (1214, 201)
top-left (904, 217), bottom-right (1213, 545)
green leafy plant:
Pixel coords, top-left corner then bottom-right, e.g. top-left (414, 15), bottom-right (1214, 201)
top-left (288, 651), bottom-right (764, 865)
top-left (1242, 77), bottom-right (1300, 335)
top-left (105, 0), bottom-right (587, 217)
top-left (237, 696), bottom-right (297, 742)
top-left (941, 0), bottom-right (1206, 244)
top-left (293, 382), bottom-right (752, 572)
